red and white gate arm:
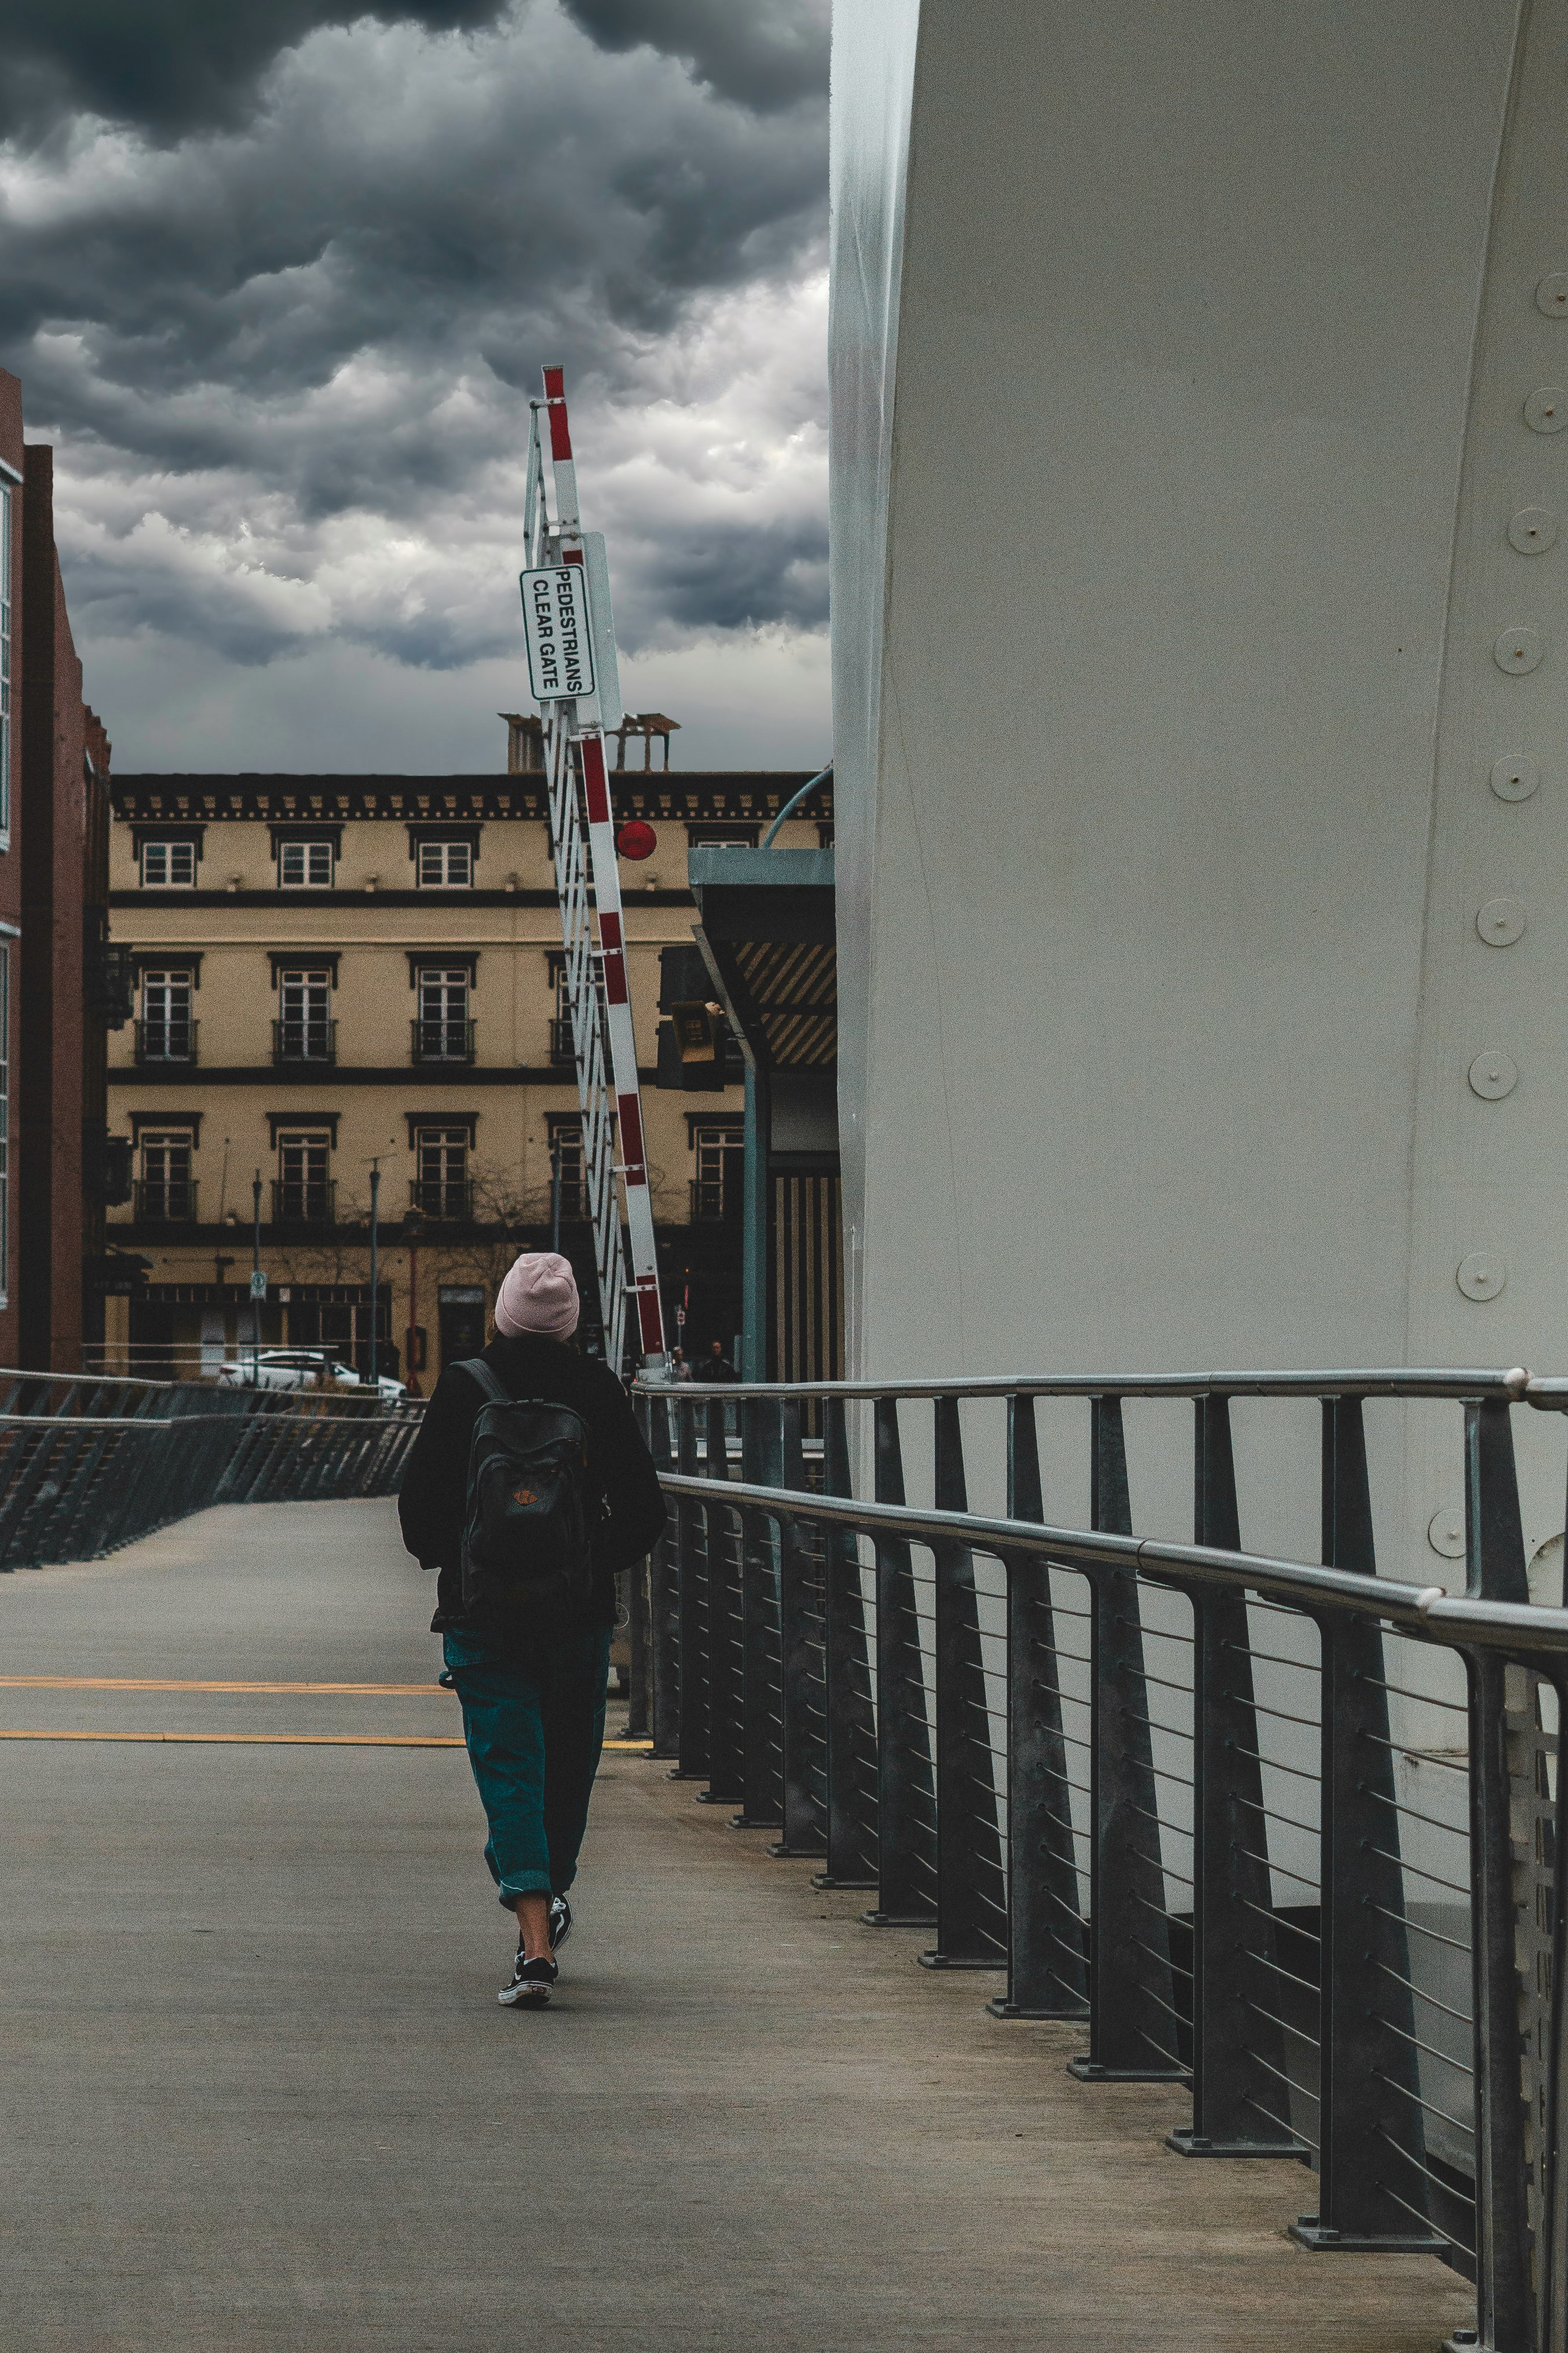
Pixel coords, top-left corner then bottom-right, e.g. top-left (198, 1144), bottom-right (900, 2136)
top-left (529, 365), bottom-right (668, 1377)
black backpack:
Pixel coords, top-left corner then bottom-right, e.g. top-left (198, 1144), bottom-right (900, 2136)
top-left (454, 1360), bottom-right (597, 1628)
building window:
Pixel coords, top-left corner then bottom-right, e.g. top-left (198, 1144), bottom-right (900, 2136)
top-left (0, 945), bottom-right (9, 1300)
top-left (549, 951), bottom-right (604, 1068)
top-left (551, 959), bottom-right (579, 1065)
top-left (0, 484), bottom-right (10, 846)
top-left (412, 1126), bottom-right (470, 1221)
top-left (279, 839), bottom-right (334, 888)
top-left (412, 965), bottom-right (473, 1063)
top-left (690, 1122), bottom-right (744, 1222)
top-left (548, 1117), bottom-right (588, 1221)
top-left (136, 967), bottom-right (197, 1063)
top-left (140, 839), bottom-right (198, 888)
top-left (137, 1130), bottom-right (197, 1223)
top-left (417, 838), bottom-right (473, 889)
top-left (274, 1131), bottom-right (334, 1225)
top-left (274, 966), bottom-right (335, 1064)
top-left (686, 823), bottom-right (760, 848)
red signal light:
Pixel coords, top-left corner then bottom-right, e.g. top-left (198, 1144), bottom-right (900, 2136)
top-left (617, 820), bottom-right (657, 861)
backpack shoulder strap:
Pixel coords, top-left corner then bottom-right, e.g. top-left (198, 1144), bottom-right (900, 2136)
top-left (453, 1358), bottom-right (510, 1406)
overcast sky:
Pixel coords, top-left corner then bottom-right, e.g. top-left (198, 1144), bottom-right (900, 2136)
top-left (0, 0), bottom-right (830, 774)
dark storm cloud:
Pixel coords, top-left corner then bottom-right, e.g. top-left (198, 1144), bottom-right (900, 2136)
top-left (560, 1), bottom-right (828, 112)
top-left (0, 0), bottom-right (828, 671)
top-left (0, 0), bottom-right (513, 140)
top-left (652, 515), bottom-right (828, 633)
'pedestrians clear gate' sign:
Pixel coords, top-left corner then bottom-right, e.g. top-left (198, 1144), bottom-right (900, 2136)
top-left (519, 566), bottom-right (595, 701)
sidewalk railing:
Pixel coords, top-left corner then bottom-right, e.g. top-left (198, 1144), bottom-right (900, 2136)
top-left (634, 1367), bottom-right (1568, 2352)
top-left (0, 1370), bottom-right (425, 1570)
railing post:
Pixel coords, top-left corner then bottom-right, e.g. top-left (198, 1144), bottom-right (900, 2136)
top-left (1295, 1396), bottom-right (1443, 2256)
top-left (672, 1400), bottom-right (710, 1782)
top-left (645, 1392), bottom-right (679, 1759)
top-left (697, 1394), bottom-right (745, 1806)
top-left (733, 1396), bottom-right (784, 1830)
top-left (1070, 1394), bottom-right (1187, 2084)
top-left (862, 1395), bottom-right (938, 1929)
top-left (920, 1394), bottom-right (1007, 1969)
top-left (1531, 1620), bottom-right (1568, 2353)
top-left (989, 1392), bottom-right (1089, 2021)
top-left (1465, 1398), bottom-right (1535, 2347)
top-left (812, 1396), bottom-right (879, 1891)
top-left (769, 1399), bottom-right (828, 1858)
top-left (1171, 1393), bottom-right (1305, 2157)
top-left (625, 1402), bottom-right (648, 1741)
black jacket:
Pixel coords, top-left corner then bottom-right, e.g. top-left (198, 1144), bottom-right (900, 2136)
top-left (396, 1334), bottom-right (667, 1630)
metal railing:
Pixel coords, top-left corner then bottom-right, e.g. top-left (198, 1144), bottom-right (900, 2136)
top-left (634, 1367), bottom-right (1568, 2351)
top-left (133, 1019), bottom-right (198, 1064)
top-left (272, 1018), bottom-right (337, 1065)
top-left (411, 1017), bottom-right (475, 1065)
top-left (271, 1180), bottom-right (336, 1228)
top-left (688, 1178), bottom-right (740, 1224)
top-left (0, 1369), bottom-right (423, 1570)
top-left (408, 1177), bottom-right (473, 1223)
top-left (133, 1179), bottom-right (198, 1223)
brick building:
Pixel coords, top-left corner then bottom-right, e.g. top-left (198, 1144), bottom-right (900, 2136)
top-left (0, 368), bottom-right (123, 1371)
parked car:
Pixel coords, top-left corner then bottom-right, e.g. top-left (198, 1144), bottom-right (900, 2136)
top-left (216, 1349), bottom-right (405, 1404)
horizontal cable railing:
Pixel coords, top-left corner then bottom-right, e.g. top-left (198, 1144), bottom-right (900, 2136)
top-left (0, 1369), bottom-right (425, 1569)
top-left (633, 1367), bottom-right (1568, 2351)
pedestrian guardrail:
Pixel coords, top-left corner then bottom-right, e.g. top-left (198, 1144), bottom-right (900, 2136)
top-left (633, 1368), bottom-right (1568, 2352)
top-left (0, 1369), bottom-right (425, 1570)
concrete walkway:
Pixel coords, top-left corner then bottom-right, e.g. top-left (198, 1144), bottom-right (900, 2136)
top-left (0, 1501), bottom-right (1474, 2352)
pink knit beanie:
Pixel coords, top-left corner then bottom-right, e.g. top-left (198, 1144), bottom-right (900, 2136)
top-left (494, 1251), bottom-right (580, 1340)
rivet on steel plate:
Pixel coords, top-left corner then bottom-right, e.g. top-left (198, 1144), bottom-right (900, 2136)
top-left (1456, 1252), bottom-right (1507, 1302)
top-left (1537, 273), bottom-right (1568, 317)
top-left (1476, 898), bottom-right (1526, 945)
top-left (1509, 507), bottom-right (1558, 554)
top-left (1494, 626), bottom-right (1545, 674)
top-left (1490, 754), bottom-right (1540, 801)
top-left (1468, 1050), bottom-right (1518, 1099)
top-left (1426, 1510), bottom-right (1465, 1559)
top-left (1523, 386), bottom-right (1568, 432)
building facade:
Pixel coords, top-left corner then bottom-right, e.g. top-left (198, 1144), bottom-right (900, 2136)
top-left (0, 368), bottom-right (122, 1373)
top-left (104, 739), bottom-right (830, 1384)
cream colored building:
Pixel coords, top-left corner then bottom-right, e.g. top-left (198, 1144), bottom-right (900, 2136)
top-left (103, 727), bottom-right (830, 1385)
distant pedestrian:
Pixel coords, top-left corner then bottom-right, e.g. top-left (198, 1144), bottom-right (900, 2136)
top-left (398, 1251), bottom-right (666, 2007)
top-left (671, 1348), bottom-right (693, 1383)
top-left (705, 1340), bottom-right (739, 1384)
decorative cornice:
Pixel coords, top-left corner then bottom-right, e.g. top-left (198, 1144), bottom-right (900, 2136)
top-left (109, 771), bottom-right (831, 827)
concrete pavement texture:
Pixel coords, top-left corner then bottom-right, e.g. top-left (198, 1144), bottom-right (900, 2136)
top-left (0, 1500), bottom-right (1474, 2351)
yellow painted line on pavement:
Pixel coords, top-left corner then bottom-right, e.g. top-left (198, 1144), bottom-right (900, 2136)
top-left (0, 1730), bottom-right (656, 1750)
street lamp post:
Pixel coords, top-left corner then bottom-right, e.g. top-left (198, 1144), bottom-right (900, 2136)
top-left (368, 1162), bottom-right (380, 1390)
top-left (251, 1169), bottom-right (263, 1378)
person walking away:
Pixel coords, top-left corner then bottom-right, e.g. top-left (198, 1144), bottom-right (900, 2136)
top-left (671, 1347), bottom-right (692, 1383)
top-left (705, 1339), bottom-right (739, 1384)
top-left (398, 1252), bottom-right (666, 2006)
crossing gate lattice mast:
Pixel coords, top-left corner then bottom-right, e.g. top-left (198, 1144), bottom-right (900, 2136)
top-left (521, 366), bottom-right (668, 1377)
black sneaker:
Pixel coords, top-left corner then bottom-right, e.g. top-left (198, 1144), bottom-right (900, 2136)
top-left (499, 1948), bottom-right (558, 2007)
top-left (549, 1896), bottom-right (572, 1953)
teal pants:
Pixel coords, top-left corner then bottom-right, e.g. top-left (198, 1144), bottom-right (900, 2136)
top-left (443, 1622), bottom-right (612, 1905)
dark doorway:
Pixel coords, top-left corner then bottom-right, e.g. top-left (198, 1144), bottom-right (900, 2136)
top-left (127, 1298), bottom-right (176, 1381)
top-left (438, 1285), bottom-right (487, 1378)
